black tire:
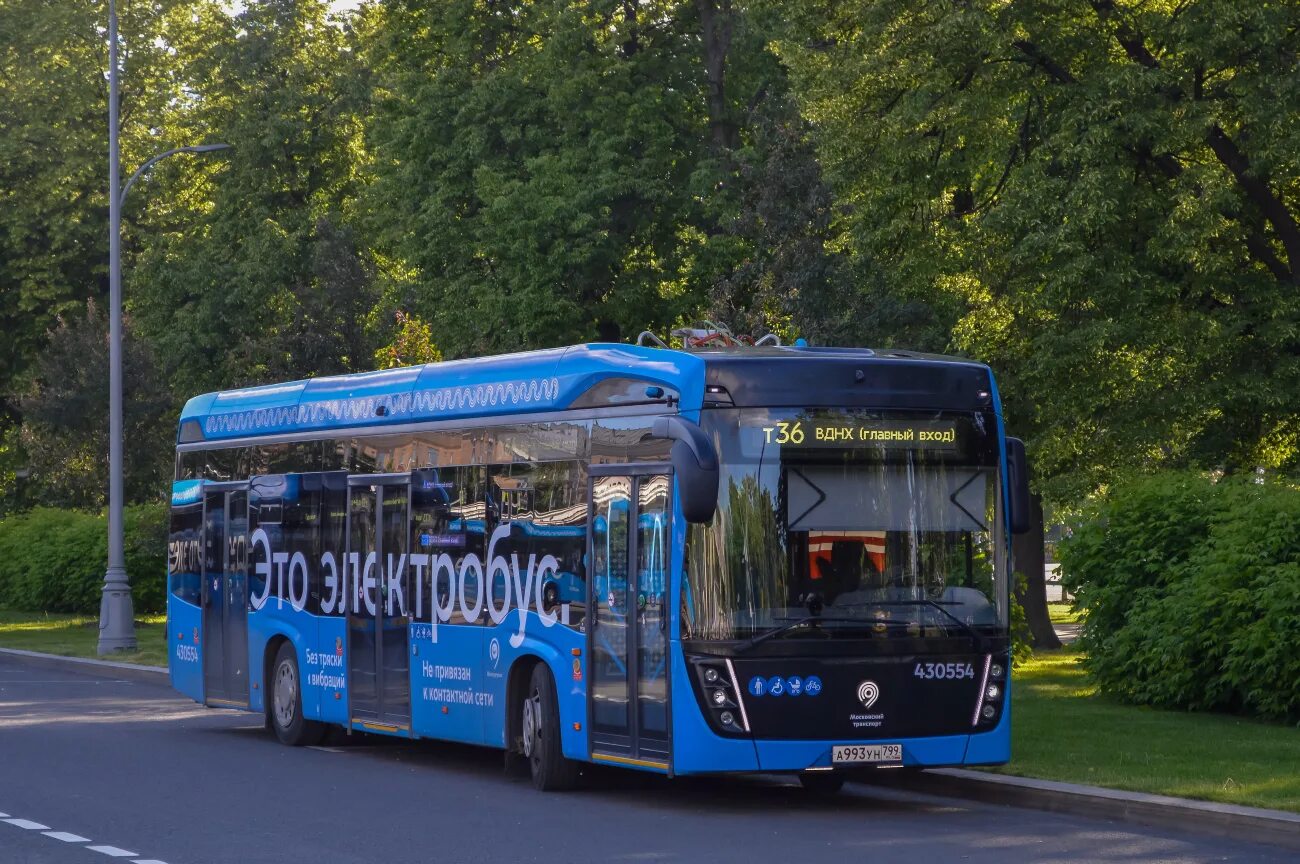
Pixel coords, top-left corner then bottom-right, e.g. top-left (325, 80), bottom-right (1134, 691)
top-left (799, 773), bottom-right (845, 796)
top-left (522, 663), bottom-right (580, 791)
top-left (269, 642), bottom-right (326, 747)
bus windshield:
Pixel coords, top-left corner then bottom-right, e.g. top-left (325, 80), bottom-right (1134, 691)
top-left (683, 407), bottom-right (1008, 642)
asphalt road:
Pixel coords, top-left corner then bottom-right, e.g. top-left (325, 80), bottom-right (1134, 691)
top-left (0, 656), bottom-right (1292, 864)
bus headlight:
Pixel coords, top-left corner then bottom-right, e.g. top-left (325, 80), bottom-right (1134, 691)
top-left (692, 659), bottom-right (749, 734)
top-left (985, 683), bottom-right (1001, 701)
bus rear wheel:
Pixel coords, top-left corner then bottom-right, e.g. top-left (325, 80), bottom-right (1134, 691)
top-left (269, 642), bottom-right (325, 747)
top-left (522, 663), bottom-right (579, 791)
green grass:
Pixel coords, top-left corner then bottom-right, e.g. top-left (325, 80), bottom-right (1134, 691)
top-left (1047, 602), bottom-right (1083, 625)
top-left (994, 649), bottom-right (1300, 813)
top-left (0, 608), bottom-right (168, 668)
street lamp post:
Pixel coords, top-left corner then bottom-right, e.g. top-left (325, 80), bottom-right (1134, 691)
top-left (98, 0), bottom-right (230, 654)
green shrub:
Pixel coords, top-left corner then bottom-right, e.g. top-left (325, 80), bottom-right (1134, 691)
top-left (0, 505), bottom-right (167, 614)
top-left (1060, 472), bottom-right (1300, 723)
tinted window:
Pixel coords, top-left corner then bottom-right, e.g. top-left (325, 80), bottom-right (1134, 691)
top-left (168, 501), bottom-right (203, 605)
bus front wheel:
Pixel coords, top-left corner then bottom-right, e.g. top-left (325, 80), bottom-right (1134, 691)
top-left (269, 641), bottom-right (325, 747)
top-left (522, 663), bottom-right (579, 791)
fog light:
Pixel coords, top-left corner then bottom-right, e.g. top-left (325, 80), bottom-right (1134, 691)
top-left (711, 688), bottom-right (728, 706)
top-left (990, 662), bottom-right (1005, 679)
top-left (704, 667), bottom-right (721, 684)
top-left (986, 684), bottom-right (1001, 701)
top-left (982, 704), bottom-right (996, 720)
top-left (720, 710), bottom-right (735, 727)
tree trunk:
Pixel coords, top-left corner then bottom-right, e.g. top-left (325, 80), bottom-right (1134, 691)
top-left (1013, 493), bottom-right (1061, 649)
top-left (696, 0), bottom-right (736, 151)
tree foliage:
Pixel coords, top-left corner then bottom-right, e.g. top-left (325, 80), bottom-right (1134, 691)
top-left (770, 0), bottom-right (1300, 502)
top-left (0, 0), bottom-right (225, 421)
top-left (3, 0), bottom-right (1299, 519)
top-left (129, 0), bottom-right (379, 394)
top-left (1060, 472), bottom-right (1300, 722)
top-left (11, 302), bottom-right (173, 508)
top-left (361, 0), bottom-right (832, 354)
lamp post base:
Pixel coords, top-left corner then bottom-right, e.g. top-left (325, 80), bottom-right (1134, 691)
top-left (97, 567), bottom-right (137, 654)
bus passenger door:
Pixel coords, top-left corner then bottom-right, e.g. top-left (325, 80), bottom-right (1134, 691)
top-left (588, 467), bottom-right (673, 770)
top-left (202, 484), bottom-right (249, 707)
top-left (347, 475), bottom-right (412, 732)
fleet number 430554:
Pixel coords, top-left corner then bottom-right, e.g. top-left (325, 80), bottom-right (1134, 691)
top-left (912, 662), bottom-right (976, 680)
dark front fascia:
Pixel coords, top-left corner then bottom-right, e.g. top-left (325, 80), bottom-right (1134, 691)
top-left (698, 348), bottom-right (995, 412)
top-left (688, 643), bottom-right (1009, 741)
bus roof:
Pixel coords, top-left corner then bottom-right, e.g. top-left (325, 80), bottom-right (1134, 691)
top-left (178, 343), bottom-right (993, 443)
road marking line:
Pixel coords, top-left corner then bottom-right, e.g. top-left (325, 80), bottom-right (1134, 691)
top-left (3, 818), bottom-right (50, 830)
top-left (87, 846), bottom-right (138, 857)
top-left (307, 745), bottom-right (345, 753)
top-left (43, 831), bottom-right (90, 842)
top-left (132, 859), bottom-right (170, 864)
top-left (0, 812), bottom-right (9, 817)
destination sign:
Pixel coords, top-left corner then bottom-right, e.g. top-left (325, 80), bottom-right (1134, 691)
top-left (751, 419), bottom-right (960, 450)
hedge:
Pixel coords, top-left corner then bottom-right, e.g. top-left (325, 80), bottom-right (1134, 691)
top-left (1059, 472), bottom-right (1300, 723)
top-left (0, 504), bottom-right (168, 614)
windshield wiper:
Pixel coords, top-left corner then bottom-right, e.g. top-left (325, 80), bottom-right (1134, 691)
top-left (735, 616), bottom-right (872, 653)
top-left (843, 599), bottom-right (988, 649)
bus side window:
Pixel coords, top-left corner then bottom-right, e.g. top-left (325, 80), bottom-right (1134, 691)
top-left (168, 501), bottom-right (203, 606)
top-left (534, 462), bottom-right (587, 629)
top-left (412, 465), bottom-right (488, 626)
top-left (497, 461), bottom-right (588, 629)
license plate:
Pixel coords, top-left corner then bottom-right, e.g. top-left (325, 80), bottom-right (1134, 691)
top-left (832, 743), bottom-right (903, 765)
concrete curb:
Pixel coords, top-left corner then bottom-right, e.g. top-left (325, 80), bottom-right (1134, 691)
top-left (0, 646), bottom-right (167, 685)
top-left (870, 767), bottom-right (1300, 850)
top-left (3, 647), bottom-right (1296, 850)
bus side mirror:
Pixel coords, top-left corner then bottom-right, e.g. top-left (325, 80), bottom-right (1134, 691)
top-left (1006, 437), bottom-right (1031, 535)
top-left (651, 416), bottom-right (719, 524)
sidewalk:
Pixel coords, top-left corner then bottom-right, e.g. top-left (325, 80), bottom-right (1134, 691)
top-left (877, 768), bottom-right (1300, 850)
top-left (0, 645), bottom-right (166, 683)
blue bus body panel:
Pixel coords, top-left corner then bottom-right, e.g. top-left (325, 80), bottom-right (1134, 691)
top-left (312, 616), bottom-right (349, 725)
top-left (183, 344), bottom-right (708, 442)
top-left (409, 623), bottom-right (488, 744)
top-left (168, 595), bottom-right (203, 702)
top-left (408, 612), bottom-right (586, 753)
top-left (669, 650), bottom-right (761, 774)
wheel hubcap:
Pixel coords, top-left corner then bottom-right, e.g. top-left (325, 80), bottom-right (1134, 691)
top-left (521, 688), bottom-right (541, 760)
top-left (274, 660), bottom-right (296, 728)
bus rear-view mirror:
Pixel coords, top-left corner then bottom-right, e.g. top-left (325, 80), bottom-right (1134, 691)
top-left (1006, 436), bottom-right (1031, 534)
top-left (651, 415), bottom-right (719, 524)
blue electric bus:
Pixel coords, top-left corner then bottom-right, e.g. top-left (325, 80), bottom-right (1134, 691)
top-left (167, 341), bottom-right (1029, 791)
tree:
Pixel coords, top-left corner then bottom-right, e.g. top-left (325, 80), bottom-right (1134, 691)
top-left (374, 311), bottom-right (442, 369)
top-left (770, 0), bottom-right (1300, 504)
top-left (362, 0), bottom-right (705, 354)
top-left (130, 0), bottom-right (377, 395)
top-left (362, 0), bottom-right (838, 355)
top-left (0, 0), bottom-right (226, 422)
top-left (11, 302), bottom-right (173, 509)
